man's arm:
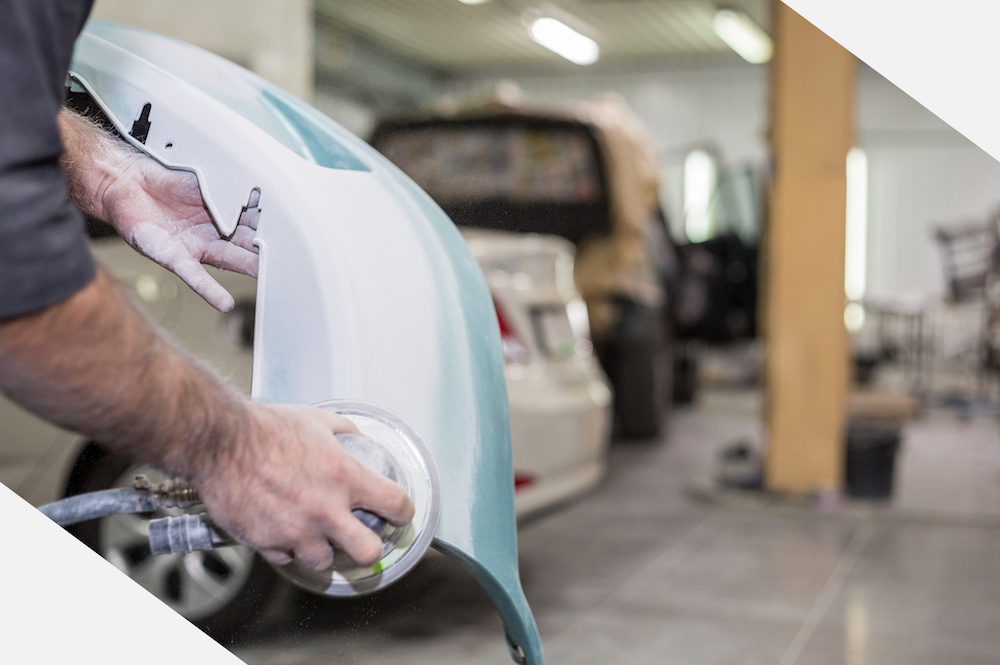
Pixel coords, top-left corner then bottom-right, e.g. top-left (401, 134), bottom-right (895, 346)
top-left (0, 5), bottom-right (410, 571)
top-left (0, 268), bottom-right (414, 570)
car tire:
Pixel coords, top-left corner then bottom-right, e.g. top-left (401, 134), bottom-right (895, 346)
top-left (597, 301), bottom-right (670, 440)
top-left (615, 336), bottom-right (671, 440)
top-left (65, 444), bottom-right (279, 641)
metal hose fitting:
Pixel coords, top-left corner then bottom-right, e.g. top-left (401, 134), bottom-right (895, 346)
top-left (140, 476), bottom-right (201, 508)
top-left (39, 476), bottom-right (203, 527)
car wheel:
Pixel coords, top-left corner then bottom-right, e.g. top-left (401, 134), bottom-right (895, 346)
top-left (615, 336), bottom-right (670, 439)
top-left (66, 445), bottom-right (279, 640)
top-left (601, 302), bottom-right (670, 440)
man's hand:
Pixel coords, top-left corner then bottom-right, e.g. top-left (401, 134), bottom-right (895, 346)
top-left (194, 405), bottom-right (416, 569)
top-left (43, 110), bottom-right (415, 570)
top-left (0, 270), bottom-right (414, 571)
top-left (101, 158), bottom-right (258, 312)
top-left (58, 108), bottom-right (256, 312)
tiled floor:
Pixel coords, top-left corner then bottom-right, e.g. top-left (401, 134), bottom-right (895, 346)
top-left (232, 390), bottom-right (1000, 665)
top-left (894, 410), bottom-right (1000, 519)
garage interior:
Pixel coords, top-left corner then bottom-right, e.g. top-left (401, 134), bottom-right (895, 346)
top-left (24, 0), bottom-right (1000, 662)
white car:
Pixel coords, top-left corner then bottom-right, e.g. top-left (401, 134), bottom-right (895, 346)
top-left (464, 229), bottom-right (612, 517)
top-left (0, 222), bottom-right (610, 634)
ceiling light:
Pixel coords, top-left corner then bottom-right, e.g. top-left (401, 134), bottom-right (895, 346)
top-left (683, 149), bottom-right (717, 243)
top-left (844, 147), bottom-right (869, 303)
top-left (458, 0), bottom-right (490, 5)
top-left (712, 9), bottom-right (773, 64)
top-left (528, 17), bottom-right (599, 65)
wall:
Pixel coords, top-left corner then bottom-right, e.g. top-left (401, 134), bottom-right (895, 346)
top-left (91, 0), bottom-right (314, 100)
top-left (858, 68), bottom-right (1000, 303)
top-left (435, 63), bottom-right (1000, 303)
top-left (443, 63), bottom-right (770, 236)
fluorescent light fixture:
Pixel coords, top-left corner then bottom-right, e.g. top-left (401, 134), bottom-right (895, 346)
top-left (712, 10), bottom-right (773, 64)
top-left (683, 149), bottom-right (717, 243)
top-left (528, 17), bottom-right (599, 65)
top-left (844, 147), bottom-right (868, 303)
top-left (458, 0), bottom-right (490, 4)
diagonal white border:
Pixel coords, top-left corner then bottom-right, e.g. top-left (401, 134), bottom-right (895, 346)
top-left (0, 483), bottom-right (244, 663)
top-left (782, 0), bottom-right (1000, 163)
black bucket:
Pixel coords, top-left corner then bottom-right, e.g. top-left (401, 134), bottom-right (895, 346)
top-left (844, 424), bottom-right (901, 499)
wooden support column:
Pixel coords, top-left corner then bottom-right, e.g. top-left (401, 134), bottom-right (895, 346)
top-left (764, 2), bottom-right (855, 494)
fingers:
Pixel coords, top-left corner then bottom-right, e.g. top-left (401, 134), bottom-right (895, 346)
top-left (350, 465), bottom-right (416, 527)
top-left (257, 523), bottom-right (388, 571)
top-left (270, 525), bottom-right (381, 571)
top-left (229, 225), bottom-right (259, 252)
top-left (320, 411), bottom-right (361, 435)
top-left (259, 548), bottom-right (293, 566)
top-left (317, 411), bottom-right (413, 527)
top-left (292, 540), bottom-right (335, 571)
top-left (327, 514), bottom-right (386, 567)
top-left (169, 255), bottom-right (236, 312)
top-left (202, 238), bottom-right (259, 278)
top-left (129, 223), bottom-right (236, 311)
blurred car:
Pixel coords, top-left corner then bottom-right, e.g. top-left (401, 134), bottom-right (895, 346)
top-left (370, 95), bottom-right (674, 438)
top-left (0, 209), bottom-right (610, 635)
top-left (667, 165), bottom-right (764, 402)
top-left (463, 229), bottom-right (611, 516)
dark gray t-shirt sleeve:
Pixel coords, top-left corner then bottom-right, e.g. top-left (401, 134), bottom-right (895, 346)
top-left (0, 0), bottom-right (97, 319)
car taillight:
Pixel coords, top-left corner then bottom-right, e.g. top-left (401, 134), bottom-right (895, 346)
top-left (494, 298), bottom-right (528, 364)
top-left (514, 472), bottom-right (536, 492)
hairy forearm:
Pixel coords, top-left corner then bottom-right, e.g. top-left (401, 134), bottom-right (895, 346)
top-left (57, 107), bottom-right (139, 221)
top-left (6, 109), bottom-right (413, 569)
top-left (0, 268), bottom-right (247, 479)
top-left (0, 271), bottom-right (413, 566)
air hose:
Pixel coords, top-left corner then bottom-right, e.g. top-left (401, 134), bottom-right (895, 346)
top-left (37, 476), bottom-right (236, 554)
top-left (38, 451), bottom-right (391, 557)
top-left (39, 477), bottom-right (199, 527)
top-left (38, 418), bottom-right (440, 599)
top-left (40, 487), bottom-right (161, 526)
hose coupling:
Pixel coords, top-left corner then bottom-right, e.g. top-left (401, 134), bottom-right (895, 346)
top-left (133, 475), bottom-right (201, 508)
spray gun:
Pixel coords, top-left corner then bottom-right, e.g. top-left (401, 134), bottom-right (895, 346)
top-left (144, 431), bottom-right (406, 560)
top-left (41, 401), bottom-right (441, 598)
top-left (40, 444), bottom-right (394, 559)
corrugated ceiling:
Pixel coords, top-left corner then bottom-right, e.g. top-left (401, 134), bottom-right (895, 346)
top-left (316, 0), bottom-right (770, 72)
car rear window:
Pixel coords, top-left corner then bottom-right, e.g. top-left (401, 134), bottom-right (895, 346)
top-left (372, 118), bottom-right (611, 244)
top-left (377, 124), bottom-right (600, 205)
